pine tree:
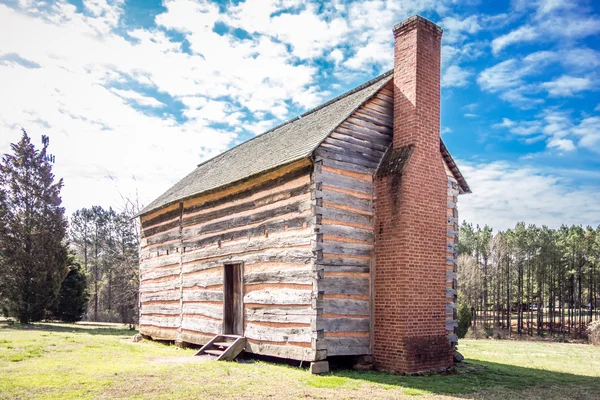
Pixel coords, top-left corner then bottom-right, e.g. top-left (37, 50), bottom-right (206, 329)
top-left (0, 130), bottom-right (68, 323)
top-left (51, 259), bottom-right (88, 322)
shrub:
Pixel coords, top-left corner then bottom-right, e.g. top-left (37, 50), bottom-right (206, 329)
top-left (50, 263), bottom-right (88, 322)
top-left (588, 320), bottom-right (600, 346)
top-left (457, 302), bottom-right (472, 338)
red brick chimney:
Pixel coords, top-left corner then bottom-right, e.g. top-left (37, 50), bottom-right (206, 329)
top-left (373, 15), bottom-right (452, 373)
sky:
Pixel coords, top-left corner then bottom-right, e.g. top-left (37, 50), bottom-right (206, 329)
top-left (0, 0), bottom-right (599, 232)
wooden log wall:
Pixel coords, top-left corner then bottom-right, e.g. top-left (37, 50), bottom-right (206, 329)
top-left (139, 159), bottom-right (318, 361)
top-left (313, 82), bottom-right (394, 356)
top-left (445, 163), bottom-right (460, 344)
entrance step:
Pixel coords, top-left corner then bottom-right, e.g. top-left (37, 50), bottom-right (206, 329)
top-left (193, 335), bottom-right (246, 361)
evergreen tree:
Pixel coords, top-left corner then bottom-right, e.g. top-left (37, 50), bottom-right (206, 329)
top-left (51, 260), bottom-right (88, 322)
top-left (0, 130), bottom-right (68, 323)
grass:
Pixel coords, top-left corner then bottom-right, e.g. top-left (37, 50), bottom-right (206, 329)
top-left (1, 322), bottom-right (599, 399)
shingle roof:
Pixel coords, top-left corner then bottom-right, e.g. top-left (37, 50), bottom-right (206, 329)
top-left (138, 71), bottom-right (394, 216)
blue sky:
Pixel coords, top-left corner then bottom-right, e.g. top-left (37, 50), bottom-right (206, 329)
top-left (0, 0), bottom-right (599, 231)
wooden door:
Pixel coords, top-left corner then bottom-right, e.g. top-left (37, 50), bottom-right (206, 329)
top-left (223, 263), bottom-right (243, 335)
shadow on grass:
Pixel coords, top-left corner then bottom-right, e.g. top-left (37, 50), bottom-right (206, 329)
top-left (0, 321), bottom-right (135, 337)
top-left (330, 360), bottom-right (600, 396)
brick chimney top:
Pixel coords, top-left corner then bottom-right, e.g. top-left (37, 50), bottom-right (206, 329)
top-left (393, 15), bottom-right (443, 37)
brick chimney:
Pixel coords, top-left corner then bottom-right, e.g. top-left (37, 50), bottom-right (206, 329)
top-left (372, 15), bottom-right (452, 373)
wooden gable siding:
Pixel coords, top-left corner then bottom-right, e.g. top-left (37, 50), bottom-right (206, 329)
top-left (445, 163), bottom-right (460, 343)
top-left (139, 159), bottom-right (319, 361)
top-left (313, 82), bottom-right (394, 356)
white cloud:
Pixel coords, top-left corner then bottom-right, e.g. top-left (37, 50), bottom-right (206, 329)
top-left (110, 89), bottom-right (165, 108)
top-left (464, 113), bottom-right (477, 118)
top-left (491, 25), bottom-right (538, 54)
top-left (459, 160), bottom-right (600, 231)
top-left (547, 138), bottom-right (576, 151)
top-left (491, 1), bottom-right (600, 54)
top-left (440, 15), bottom-right (481, 44)
top-left (442, 65), bottom-right (472, 88)
top-left (540, 75), bottom-right (595, 97)
top-left (493, 110), bottom-right (600, 153)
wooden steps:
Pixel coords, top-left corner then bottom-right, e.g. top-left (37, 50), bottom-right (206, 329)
top-left (193, 335), bottom-right (246, 361)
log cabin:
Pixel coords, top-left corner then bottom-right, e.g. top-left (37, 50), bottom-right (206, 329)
top-left (136, 15), bottom-right (471, 374)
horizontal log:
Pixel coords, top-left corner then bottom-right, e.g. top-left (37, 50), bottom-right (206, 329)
top-left (244, 324), bottom-right (312, 343)
top-left (319, 142), bottom-right (383, 165)
top-left (182, 247), bottom-right (313, 274)
top-left (326, 337), bottom-right (370, 356)
top-left (182, 290), bottom-right (224, 302)
top-left (319, 256), bottom-right (370, 267)
top-left (181, 232), bottom-right (313, 264)
top-left (183, 184), bottom-right (310, 227)
top-left (316, 224), bottom-right (374, 243)
top-left (140, 290), bottom-right (181, 303)
top-left (142, 220), bottom-right (179, 239)
top-left (182, 303), bottom-right (223, 319)
top-left (142, 229), bottom-right (181, 247)
top-left (315, 206), bottom-right (372, 228)
top-left (316, 189), bottom-right (372, 213)
top-left (362, 99), bottom-right (393, 116)
top-left (245, 306), bottom-right (313, 324)
top-left (186, 198), bottom-right (312, 237)
top-left (322, 137), bottom-right (386, 160)
top-left (354, 108), bottom-right (393, 126)
top-left (335, 125), bottom-right (391, 147)
top-left (316, 156), bottom-right (374, 175)
top-left (141, 266), bottom-right (181, 281)
top-left (314, 147), bottom-right (379, 170)
top-left (179, 331), bottom-right (214, 346)
top-left (140, 304), bottom-right (180, 315)
top-left (139, 315), bottom-right (180, 329)
top-left (140, 278), bottom-right (181, 293)
top-left (319, 242), bottom-right (373, 258)
top-left (323, 298), bottom-right (369, 315)
top-left (322, 317), bottom-right (370, 332)
top-left (139, 325), bottom-right (178, 341)
top-left (321, 276), bottom-right (369, 295)
top-left (243, 288), bottom-right (312, 305)
top-left (320, 264), bottom-right (370, 273)
top-left (245, 341), bottom-right (315, 361)
top-left (141, 207), bottom-right (181, 229)
top-left (329, 131), bottom-right (389, 153)
top-left (140, 254), bottom-right (181, 271)
top-left (184, 164), bottom-right (311, 215)
top-left (181, 316), bottom-right (222, 335)
top-left (245, 269), bottom-right (312, 285)
top-left (182, 275), bottom-right (222, 289)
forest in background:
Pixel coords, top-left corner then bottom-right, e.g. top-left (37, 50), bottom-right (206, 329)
top-left (457, 222), bottom-right (600, 338)
top-left (69, 204), bottom-right (139, 325)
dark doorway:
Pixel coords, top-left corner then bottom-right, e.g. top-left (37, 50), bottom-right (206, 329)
top-left (223, 263), bottom-right (244, 335)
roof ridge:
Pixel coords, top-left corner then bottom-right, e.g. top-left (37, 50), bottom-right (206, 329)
top-left (196, 69), bottom-right (393, 168)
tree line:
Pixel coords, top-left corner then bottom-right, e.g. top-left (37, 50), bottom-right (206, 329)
top-left (0, 130), bottom-right (139, 324)
top-left (457, 222), bottom-right (600, 338)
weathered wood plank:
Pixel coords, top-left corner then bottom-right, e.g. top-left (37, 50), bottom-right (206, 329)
top-left (182, 185), bottom-right (310, 227)
top-left (326, 337), bottom-right (370, 356)
top-left (245, 341), bottom-right (315, 361)
top-left (335, 125), bottom-right (391, 147)
top-left (244, 324), bottom-right (312, 343)
top-left (182, 247), bottom-right (313, 275)
top-left (322, 137), bottom-right (386, 160)
top-left (245, 306), bottom-right (313, 324)
top-left (319, 242), bottom-right (373, 258)
top-left (322, 317), bottom-right (370, 332)
top-left (181, 317), bottom-right (222, 334)
top-left (182, 290), bottom-right (224, 302)
top-left (316, 156), bottom-right (374, 175)
top-left (243, 289), bottom-right (312, 305)
top-left (315, 147), bottom-right (379, 170)
top-left (329, 132), bottom-right (389, 153)
top-left (182, 303), bottom-right (223, 319)
top-left (316, 224), bottom-right (374, 243)
top-left (244, 269), bottom-right (312, 285)
top-left (323, 298), bottom-right (369, 315)
top-left (321, 276), bottom-right (369, 295)
top-left (315, 206), bottom-right (372, 228)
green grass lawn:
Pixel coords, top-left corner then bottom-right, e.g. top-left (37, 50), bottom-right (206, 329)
top-left (1, 322), bottom-right (599, 399)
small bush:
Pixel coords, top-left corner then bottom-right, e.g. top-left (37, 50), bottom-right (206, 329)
top-left (457, 302), bottom-right (472, 338)
top-left (465, 325), bottom-right (491, 339)
top-left (588, 320), bottom-right (600, 346)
